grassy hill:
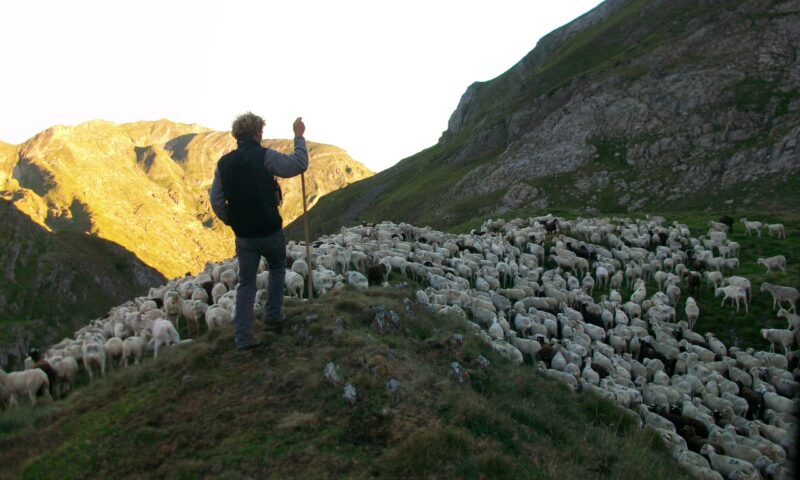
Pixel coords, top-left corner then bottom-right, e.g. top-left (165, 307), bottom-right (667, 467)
top-left (0, 287), bottom-right (685, 480)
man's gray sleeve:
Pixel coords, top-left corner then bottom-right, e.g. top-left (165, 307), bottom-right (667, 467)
top-left (264, 136), bottom-right (308, 178)
top-left (209, 167), bottom-right (229, 224)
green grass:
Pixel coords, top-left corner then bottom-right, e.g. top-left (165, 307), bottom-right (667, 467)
top-left (1, 287), bottom-right (686, 480)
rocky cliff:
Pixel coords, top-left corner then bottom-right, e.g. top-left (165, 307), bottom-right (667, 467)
top-left (0, 120), bottom-right (373, 278)
top-left (287, 0), bottom-right (800, 238)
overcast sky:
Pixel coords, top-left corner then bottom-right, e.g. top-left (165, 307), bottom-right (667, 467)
top-left (1, 0), bottom-right (603, 172)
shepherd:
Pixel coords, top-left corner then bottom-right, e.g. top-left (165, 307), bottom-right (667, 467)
top-left (209, 112), bottom-right (308, 350)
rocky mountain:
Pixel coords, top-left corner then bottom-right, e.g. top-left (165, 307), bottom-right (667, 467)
top-left (0, 198), bottom-right (165, 368)
top-left (286, 0), bottom-right (800, 239)
top-left (0, 120), bottom-right (373, 278)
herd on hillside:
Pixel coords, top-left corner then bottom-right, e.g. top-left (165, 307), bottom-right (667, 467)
top-left (1, 214), bottom-right (798, 480)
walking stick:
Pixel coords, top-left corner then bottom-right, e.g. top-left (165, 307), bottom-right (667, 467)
top-left (301, 172), bottom-right (313, 302)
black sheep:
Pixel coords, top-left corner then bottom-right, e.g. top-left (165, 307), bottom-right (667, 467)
top-left (718, 215), bottom-right (734, 233)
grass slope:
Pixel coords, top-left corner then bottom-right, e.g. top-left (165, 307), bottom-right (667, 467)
top-left (1, 288), bottom-right (685, 480)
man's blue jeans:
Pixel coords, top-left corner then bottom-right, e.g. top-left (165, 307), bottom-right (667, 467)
top-left (234, 230), bottom-right (286, 348)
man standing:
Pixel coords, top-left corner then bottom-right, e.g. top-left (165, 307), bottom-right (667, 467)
top-left (209, 112), bottom-right (308, 350)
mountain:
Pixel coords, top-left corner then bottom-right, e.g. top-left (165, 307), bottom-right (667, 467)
top-left (0, 120), bottom-right (373, 278)
top-left (0, 198), bottom-right (165, 368)
top-left (286, 0), bottom-right (800, 239)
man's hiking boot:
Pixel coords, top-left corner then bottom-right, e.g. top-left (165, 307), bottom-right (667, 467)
top-left (264, 315), bottom-right (285, 334)
top-left (238, 340), bottom-right (265, 351)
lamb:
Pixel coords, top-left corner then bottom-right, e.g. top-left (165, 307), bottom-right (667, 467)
top-left (0, 368), bottom-right (51, 407)
top-left (756, 255), bottom-right (787, 274)
top-left (760, 329), bottom-right (794, 356)
top-left (739, 218), bottom-right (763, 237)
top-left (82, 340), bottom-right (107, 381)
top-left (104, 337), bottom-right (124, 370)
top-left (284, 270), bottom-right (305, 298)
top-left (122, 335), bottom-right (147, 366)
top-left (766, 223), bottom-right (786, 239)
top-left (49, 355), bottom-right (79, 398)
top-left (715, 286), bottom-right (748, 313)
top-left (760, 283), bottom-right (798, 313)
top-left (699, 444), bottom-right (760, 479)
top-left (346, 270), bottom-right (369, 291)
top-left (205, 305), bottom-right (232, 332)
top-left (151, 319), bottom-right (181, 359)
top-left (685, 297), bottom-right (700, 330)
top-left (777, 308), bottom-right (800, 330)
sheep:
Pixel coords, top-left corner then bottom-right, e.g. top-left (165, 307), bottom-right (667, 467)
top-left (699, 444), bottom-right (760, 479)
top-left (739, 218), bottom-right (763, 237)
top-left (760, 283), bottom-right (798, 313)
top-left (715, 286), bottom-right (748, 313)
top-left (151, 319), bottom-right (181, 359)
top-left (82, 340), bottom-right (107, 381)
top-left (283, 270), bottom-right (305, 299)
top-left (49, 355), bottom-right (79, 398)
top-left (765, 223), bottom-right (786, 239)
top-left (104, 337), bottom-right (124, 370)
top-left (777, 308), bottom-right (799, 331)
top-left (705, 271), bottom-right (723, 290)
top-left (757, 255), bottom-right (787, 275)
top-left (684, 297), bottom-right (700, 330)
top-left (760, 329), bottom-right (794, 356)
top-left (0, 368), bottom-right (51, 407)
top-left (181, 299), bottom-right (209, 337)
top-left (346, 270), bottom-right (369, 291)
top-left (122, 335), bottom-right (147, 367)
top-left (205, 305), bottom-right (232, 332)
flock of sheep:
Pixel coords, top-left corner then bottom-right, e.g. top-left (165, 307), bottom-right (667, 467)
top-left (1, 213), bottom-right (797, 480)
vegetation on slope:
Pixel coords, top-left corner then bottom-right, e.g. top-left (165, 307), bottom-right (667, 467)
top-left (0, 287), bottom-right (685, 480)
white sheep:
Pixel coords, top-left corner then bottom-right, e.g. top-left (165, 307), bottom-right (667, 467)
top-left (684, 297), bottom-right (700, 330)
top-left (205, 305), bottom-right (232, 332)
top-left (777, 308), bottom-right (799, 330)
top-left (760, 328), bottom-right (795, 355)
top-left (151, 319), bottom-right (181, 359)
top-left (284, 271), bottom-right (305, 299)
top-left (756, 255), bottom-right (787, 274)
top-left (0, 368), bottom-right (51, 407)
top-left (346, 270), bottom-right (369, 291)
top-left (699, 444), bottom-right (759, 479)
top-left (82, 340), bottom-right (107, 381)
top-left (766, 223), bottom-right (786, 239)
top-left (761, 283), bottom-right (798, 313)
top-left (122, 335), bottom-right (147, 367)
top-left (739, 218), bottom-right (763, 237)
top-left (104, 337), bottom-right (124, 370)
top-left (715, 286), bottom-right (748, 313)
top-left (49, 355), bottom-right (79, 398)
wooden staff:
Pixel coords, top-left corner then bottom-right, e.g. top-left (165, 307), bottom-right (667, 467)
top-left (301, 172), bottom-right (313, 302)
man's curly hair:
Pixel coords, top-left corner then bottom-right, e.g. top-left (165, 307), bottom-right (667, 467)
top-left (231, 112), bottom-right (265, 141)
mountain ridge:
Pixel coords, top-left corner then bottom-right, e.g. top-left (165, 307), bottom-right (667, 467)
top-left (1, 119), bottom-right (373, 278)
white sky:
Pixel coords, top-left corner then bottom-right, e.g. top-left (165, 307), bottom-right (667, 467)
top-left (1, 0), bottom-right (603, 172)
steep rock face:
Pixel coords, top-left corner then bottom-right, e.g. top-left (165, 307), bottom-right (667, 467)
top-left (292, 0), bottom-right (799, 238)
top-left (0, 199), bottom-right (165, 368)
top-left (0, 120), bottom-right (373, 277)
top-left (442, 0), bottom-right (799, 213)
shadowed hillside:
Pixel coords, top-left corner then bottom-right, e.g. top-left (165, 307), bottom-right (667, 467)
top-left (0, 199), bottom-right (165, 369)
